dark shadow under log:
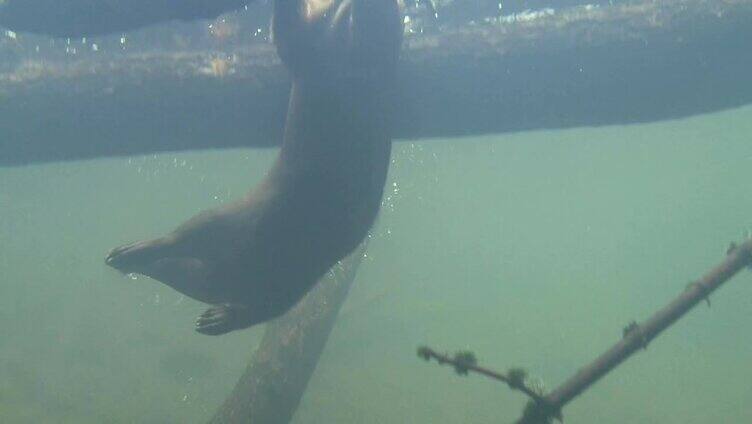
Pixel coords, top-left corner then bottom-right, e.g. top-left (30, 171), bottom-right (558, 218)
top-left (2, 0), bottom-right (752, 166)
top-left (209, 242), bottom-right (368, 424)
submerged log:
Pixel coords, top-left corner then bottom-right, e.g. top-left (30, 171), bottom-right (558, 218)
top-left (209, 242), bottom-right (368, 424)
top-left (2, 0), bottom-right (752, 166)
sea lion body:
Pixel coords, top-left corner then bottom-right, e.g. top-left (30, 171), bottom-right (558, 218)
top-left (106, 0), bottom-right (402, 335)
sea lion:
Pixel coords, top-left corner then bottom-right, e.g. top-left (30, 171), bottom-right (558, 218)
top-left (105, 0), bottom-right (403, 335)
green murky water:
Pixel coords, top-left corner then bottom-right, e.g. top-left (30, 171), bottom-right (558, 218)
top-left (1, 105), bottom-right (751, 423)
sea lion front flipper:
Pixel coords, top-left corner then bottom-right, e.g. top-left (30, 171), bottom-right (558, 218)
top-left (195, 303), bottom-right (254, 336)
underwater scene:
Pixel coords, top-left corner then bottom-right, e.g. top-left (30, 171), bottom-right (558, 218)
top-left (2, 106), bottom-right (752, 423)
top-left (1, 0), bottom-right (752, 423)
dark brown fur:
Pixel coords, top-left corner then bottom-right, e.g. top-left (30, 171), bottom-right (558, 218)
top-left (105, 0), bottom-right (403, 335)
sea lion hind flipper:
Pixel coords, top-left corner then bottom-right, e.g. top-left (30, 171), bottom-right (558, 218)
top-left (141, 257), bottom-right (216, 300)
top-left (195, 303), bottom-right (254, 336)
top-left (105, 238), bottom-right (173, 272)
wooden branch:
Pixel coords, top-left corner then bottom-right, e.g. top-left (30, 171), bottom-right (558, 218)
top-left (209, 241), bottom-right (368, 424)
top-left (518, 238), bottom-right (752, 423)
top-left (418, 238), bottom-right (752, 424)
top-left (2, 0), bottom-right (752, 166)
top-left (417, 347), bottom-right (548, 405)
